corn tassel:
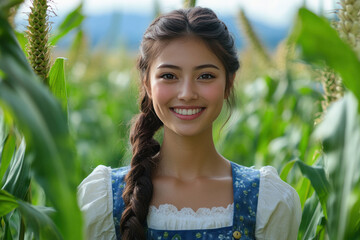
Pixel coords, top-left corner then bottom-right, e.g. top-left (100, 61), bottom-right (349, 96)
top-left (26, 0), bottom-right (52, 83)
top-left (337, 0), bottom-right (360, 58)
top-left (315, 68), bottom-right (344, 124)
top-left (238, 9), bottom-right (272, 68)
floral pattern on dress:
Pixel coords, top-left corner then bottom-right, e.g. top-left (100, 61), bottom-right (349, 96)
top-left (112, 162), bottom-right (260, 240)
top-left (111, 166), bottom-right (130, 239)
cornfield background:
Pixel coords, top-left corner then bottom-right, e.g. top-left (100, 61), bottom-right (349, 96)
top-left (1, 0), bottom-right (360, 239)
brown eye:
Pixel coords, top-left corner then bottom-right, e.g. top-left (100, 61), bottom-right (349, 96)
top-left (161, 73), bottom-right (176, 80)
top-left (198, 73), bottom-right (215, 80)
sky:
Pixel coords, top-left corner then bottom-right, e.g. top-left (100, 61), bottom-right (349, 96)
top-left (18, 0), bottom-right (337, 27)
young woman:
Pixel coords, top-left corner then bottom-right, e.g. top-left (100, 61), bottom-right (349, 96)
top-left (78, 7), bottom-right (301, 240)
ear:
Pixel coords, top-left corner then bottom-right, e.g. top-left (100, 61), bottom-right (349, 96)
top-left (144, 79), bottom-right (152, 99)
top-left (224, 73), bottom-right (236, 99)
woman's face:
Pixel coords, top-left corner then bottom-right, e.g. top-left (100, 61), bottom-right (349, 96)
top-left (148, 36), bottom-right (228, 137)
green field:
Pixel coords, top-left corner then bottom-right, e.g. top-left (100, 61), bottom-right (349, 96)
top-left (1, 0), bottom-right (360, 239)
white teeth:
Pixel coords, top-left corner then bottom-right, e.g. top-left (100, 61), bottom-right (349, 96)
top-left (173, 108), bottom-right (202, 116)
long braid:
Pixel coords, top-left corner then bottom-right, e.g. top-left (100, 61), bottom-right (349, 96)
top-left (120, 93), bottom-right (163, 239)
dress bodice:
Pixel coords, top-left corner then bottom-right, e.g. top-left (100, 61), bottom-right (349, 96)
top-left (111, 162), bottom-right (260, 240)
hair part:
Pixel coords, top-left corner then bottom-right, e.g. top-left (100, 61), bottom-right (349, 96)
top-left (120, 6), bottom-right (240, 239)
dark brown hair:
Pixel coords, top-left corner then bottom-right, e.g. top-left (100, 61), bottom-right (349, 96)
top-left (120, 6), bottom-right (240, 239)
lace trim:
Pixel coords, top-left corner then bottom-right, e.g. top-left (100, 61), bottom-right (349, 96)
top-left (147, 203), bottom-right (234, 230)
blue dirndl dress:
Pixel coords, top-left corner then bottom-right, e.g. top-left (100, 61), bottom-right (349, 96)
top-left (111, 162), bottom-right (260, 240)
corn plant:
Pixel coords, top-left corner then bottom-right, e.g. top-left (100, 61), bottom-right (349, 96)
top-left (230, 4), bottom-right (360, 239)
top-left (0, 0), bottom-right (85, 239)
top-left (289, 8), bottom-right (360, 239)
top-left (314, 0), bottom-right (360, 123)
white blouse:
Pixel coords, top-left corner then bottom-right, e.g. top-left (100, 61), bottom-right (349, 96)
top-left (77, 165), bottom-right (302, 240)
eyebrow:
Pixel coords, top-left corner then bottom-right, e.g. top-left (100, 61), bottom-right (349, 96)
top-left (157, 64), bottom-right (220, 70)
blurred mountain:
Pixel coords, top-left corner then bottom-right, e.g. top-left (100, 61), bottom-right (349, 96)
top-left (55, 11), bottom-right (289, 51)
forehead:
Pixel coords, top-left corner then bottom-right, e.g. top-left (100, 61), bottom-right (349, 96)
top-left (150, 36), bottom-right (224, 71)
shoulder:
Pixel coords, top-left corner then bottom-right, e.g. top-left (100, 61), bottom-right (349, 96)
top-left (77, 165), bottom-right (130, 200)
top-left (258, 166), bottom-right (300, 208)
top-left (231, 161), bottom-right (260, 178)
top-left (255, 166), bottom-right (302, 240)
top-left (77, 165), bottom-right (129, 240)
top-left (78, 165), bottom-right (113, 207)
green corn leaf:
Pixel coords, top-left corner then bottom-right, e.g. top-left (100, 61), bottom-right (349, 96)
top-left (0, 17), bottom-right (33, 75)
top-left (0, 193), bottom-right (62, 239)
top-left (298, 193), bottom-right (324, 240)
top-left (1, 138), bottom-right (30, 202)
top-left (3, 212), bottom-right (16, 240)
top-left (50, 4), bottom-right (85, 46)
top-left (279, 159), bottom-right (296, 181)
top-left (3, 209), bottom-right (21, 240)
top-left (17, 201), bottom-right (61, 240)
top-left (0, 15), bottom-right (83, 240)
top-left (296, 177), bottom-right (313, 208)
top-left (296, 159), bottom-right (330, 219)
top-left (345, 188), bottom-right (360, 239)
top-left (14, 31), bottom-right (27, 56)
top-left (314, 93), bottom-right (360, 239)
top-left (291, 8), bottom-right (360, 104)
top-left (48, 57), bottom-right (68, 117)
top-left (0, 190), bottom-right (18, 217)
top-left (0, 132), bottom-right (16, 183)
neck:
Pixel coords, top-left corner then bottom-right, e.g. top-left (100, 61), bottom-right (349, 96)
top-left (156, 126), bottom-right (227, 179)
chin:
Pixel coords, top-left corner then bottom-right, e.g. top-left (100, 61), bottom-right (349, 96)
top-left (171, 126), bottom-right (211, 138)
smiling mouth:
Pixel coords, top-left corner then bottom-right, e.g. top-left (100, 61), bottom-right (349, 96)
top-left (170, 107), bottom-right (206, 116)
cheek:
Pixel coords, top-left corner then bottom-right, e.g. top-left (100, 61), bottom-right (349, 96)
top-left (151, 83), bottom-right (175, 107)
top-left (201, 82), bottom-right (226, 103)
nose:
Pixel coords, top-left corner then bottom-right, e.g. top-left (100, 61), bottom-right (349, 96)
top-left (177, 78), bottom-right (198, 101)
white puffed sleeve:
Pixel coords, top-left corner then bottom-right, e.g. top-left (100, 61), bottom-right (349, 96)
top-left (255, 166), bottom-right (302, 240)
top-left (77, 165), bottom-right (116, 240)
